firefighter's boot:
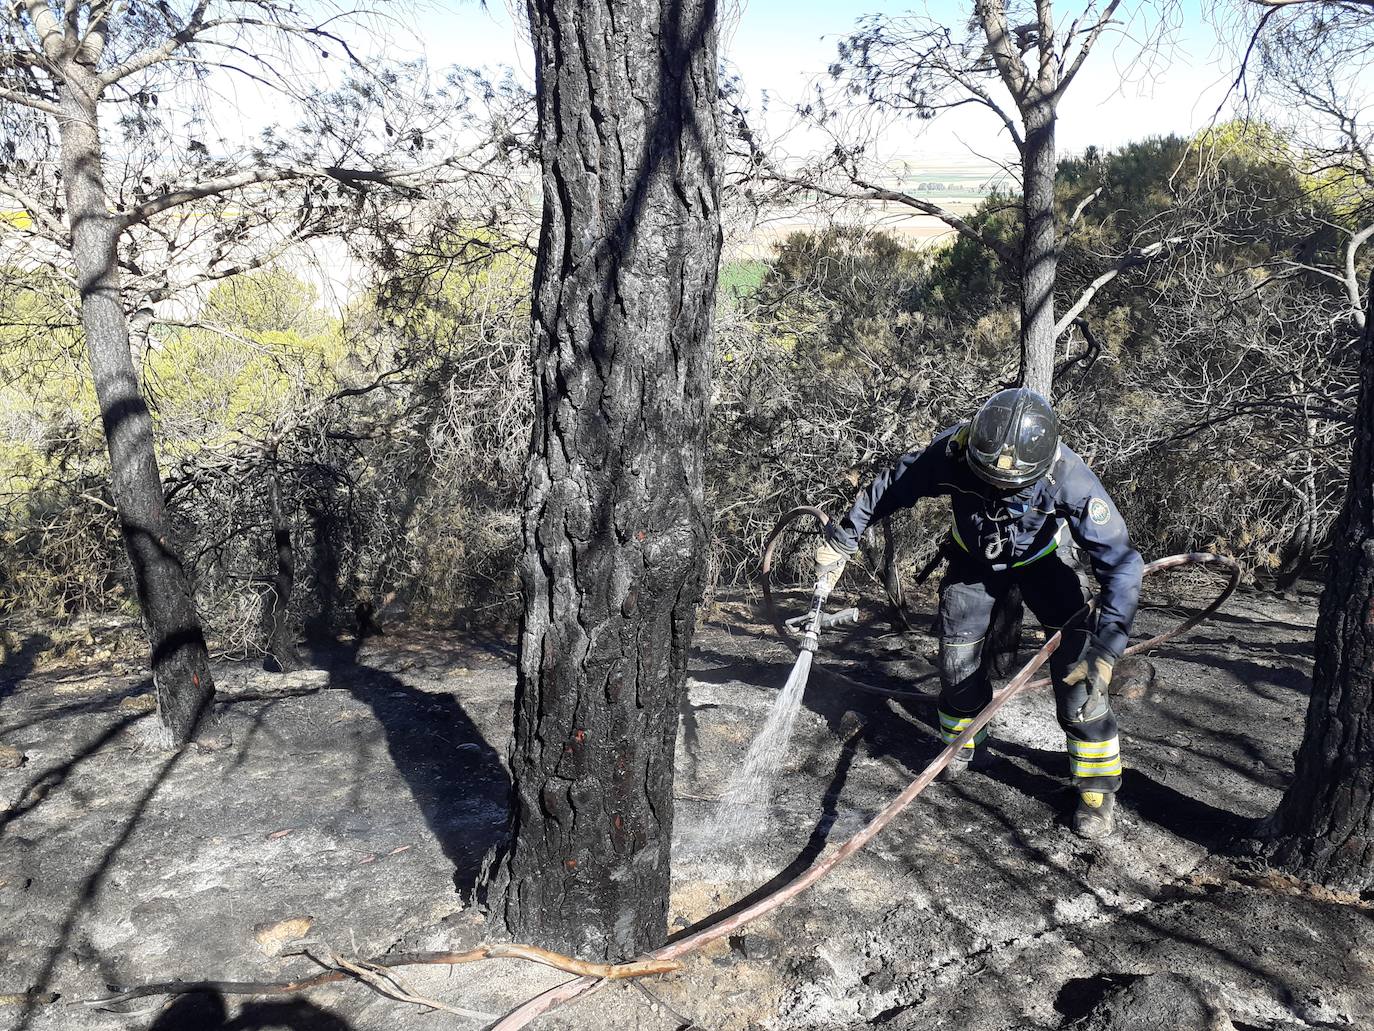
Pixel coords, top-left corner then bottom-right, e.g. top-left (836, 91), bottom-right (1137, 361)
top-left (938, 749), bottom-right (972, 781)
top-left (937, 744), bottom-right (995, 782)
top-left (1073, 790), bottom-right (1117, 839)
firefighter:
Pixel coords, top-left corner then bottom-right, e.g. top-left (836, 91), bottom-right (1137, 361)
top-left (814, 388), bottom-right (1143, 839)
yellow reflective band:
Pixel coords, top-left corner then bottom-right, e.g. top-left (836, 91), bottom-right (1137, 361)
top-left (944, 738), bottom-right (980, 749)
top-left (1013, 538), bottom-right (1058, 568)
top-left (951, 522), bottom-right (969, 552)
top-left (1071, 760), bottom-right (1124, 777)
top-left (1067, 737), bottom-right (1120, 758)
top-left (938, 711), bottom-right (987, 747)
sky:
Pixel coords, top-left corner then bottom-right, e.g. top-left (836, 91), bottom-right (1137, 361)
top-left (405, 0), bottom-right (1241, 164)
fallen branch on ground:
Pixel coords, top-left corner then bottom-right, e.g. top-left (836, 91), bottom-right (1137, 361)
top-left (90, 944), bottom-right (682, 1007)
top-left (486, 552), bottom-right (1241, 1030)
top-left (330, 953), bottom-right (495, 1021)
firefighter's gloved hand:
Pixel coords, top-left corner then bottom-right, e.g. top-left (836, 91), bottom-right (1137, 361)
top-left (1064, 637), bottom-right (1115, 722)
top-left (814, 538), bottom-right (851, 596)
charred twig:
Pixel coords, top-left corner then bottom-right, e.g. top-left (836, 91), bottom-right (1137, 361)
top-left (330, 954), bottom-right (494, 1021)
top-left (92, 945), bottom-right (682, 1006)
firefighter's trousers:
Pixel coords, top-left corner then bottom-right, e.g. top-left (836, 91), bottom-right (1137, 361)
top-left (935, 552), bottom-right (1123, 792)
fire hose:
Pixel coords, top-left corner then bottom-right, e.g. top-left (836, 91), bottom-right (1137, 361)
top-left (488, 508), bottom-right (1240, 1030)
top-left (761, 505), bottom-right (1241, 695)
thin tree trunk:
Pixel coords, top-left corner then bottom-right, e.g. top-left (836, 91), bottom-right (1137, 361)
top-left (1019, 98), bottom-right (1058, 398)
top-left (57, 67), bottom-right (214, 746)
top-left (880, 517), bottom-right (913, 631)
top-left (1263, 276), bottom-right (1374, 890)
top-left (263, 453), bottom-right (301, 672)
top-left (498, 0), bottom-right (721, 960)
top-left (1001, 96), bottom-right (1053, 667)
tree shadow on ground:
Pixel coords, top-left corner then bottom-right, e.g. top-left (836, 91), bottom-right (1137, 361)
top-left (307, 636), bottom-right (510, 897)
top-left (763, 637), bottom-right (1262, 854)
top-left (0, 630), bottom-right (53, 705)
top-left (13, 737), bottom-right (188, 1031)
top-left (147, 990), bottom-right (352, 1030)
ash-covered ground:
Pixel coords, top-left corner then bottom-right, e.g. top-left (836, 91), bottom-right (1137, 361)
top-left (2, 575), bottom-right (1371, 1031)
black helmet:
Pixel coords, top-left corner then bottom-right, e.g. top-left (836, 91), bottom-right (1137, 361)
top-left (964, 388), bottom-right (1059, 490)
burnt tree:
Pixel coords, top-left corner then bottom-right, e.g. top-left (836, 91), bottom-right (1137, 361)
top-left (37, 4), bottom-right (217, 744)
top-left (1264, 276), bottom-right (1374, 890)
top-left (499, 0), bottom-right (721, 958)
top-left (3, 1), bottom-right (482, 741)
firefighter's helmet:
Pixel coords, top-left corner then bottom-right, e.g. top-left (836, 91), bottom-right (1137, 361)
top-left (964, 388), bottom-right (1059, 490)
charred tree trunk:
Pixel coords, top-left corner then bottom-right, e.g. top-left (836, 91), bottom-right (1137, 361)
top-left (263, 454), bottom-right (301, 672)
top-left (880, 517), bottom-right (914, 632)
top-left (498, 0), bottom-right (721, 960)
top-left (1273, 498), bottom-right (1315, 594)
top-left (1263, 279), bottom-right (1374, 890)
top-left (1019, 97), bottom-right (1058, 398)
top-left (57, 65), bottom-right (214, 746)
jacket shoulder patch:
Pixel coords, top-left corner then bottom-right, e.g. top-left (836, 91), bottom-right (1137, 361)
top-left (1088, 497), bottom-right (1111, 525)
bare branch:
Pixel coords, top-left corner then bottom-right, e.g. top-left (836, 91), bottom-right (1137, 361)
top-left (1344, 222), bottom-right (1374, 328)
top-left (1036, 0), bottom-right (1055, 91)
top-left (1055, 236), bottom-right (1185, 337)
top-left (96, 0), bottom-right (211, 87)
top-left (0, 180), bottom-right (68, 242)
top-left (118, 163), bottom-right (418, 228)
top-left (74, 0), bottom-right (111, 66)
top-left (767, 169), bottom-right (1016, 266)
top-left (1250, 0), bottom-right (1374, 7)
top-left (20, 0), bottom-right (65, 60)
top-left (1067, 185), bottom-right (1103, 230)
top-left (0, 83), bottom-right (65, 118)
top-left (974, 0), bottom-right (1030, 99)
top-left (1059, 0), bottom-right (1125, 93)
top-left (946, 67), bottom-right (1026, 147)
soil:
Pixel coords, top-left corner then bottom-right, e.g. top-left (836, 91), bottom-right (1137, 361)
top-left (1, 574), bottom-right (1372, 1031)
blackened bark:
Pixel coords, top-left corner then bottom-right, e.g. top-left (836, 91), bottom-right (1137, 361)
top-left (499, 0), bottom-right (721, 959)
top-left (1019, 98), bottom-right (1057, 398)
top-left (263, 455), bottom-right (301, 672)
top-left (880, 517), bottom-right (913, 632)
top-left (57, 68), bottom-right (214, 746)
top-left (1264, 277), bottom-right (1374, 890)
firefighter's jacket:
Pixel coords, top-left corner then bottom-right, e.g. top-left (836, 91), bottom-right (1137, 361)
top-left (828, 423), bottom-right (1144, 657)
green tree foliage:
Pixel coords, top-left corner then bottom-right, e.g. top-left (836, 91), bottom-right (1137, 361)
top-left (0, 270), bottom-right (116, 614)
top-left (0, 251), bottom-right (534, 651)
top-left (5, 126), bottom-right (1364, 637)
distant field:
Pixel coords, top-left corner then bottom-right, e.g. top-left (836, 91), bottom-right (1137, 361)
top-left (723, 158), bottom-right (998, 261)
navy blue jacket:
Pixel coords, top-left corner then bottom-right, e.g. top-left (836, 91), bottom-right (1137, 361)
top-left (829, 424), bottom-right (1143, 656)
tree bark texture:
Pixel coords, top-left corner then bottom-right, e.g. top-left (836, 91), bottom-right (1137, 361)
top-left (57, 66), bottom-right (215, 746)
top-left (1264, 279), bottom-right (1374, 890)
top-left (500, 0), bottom-right (721, 959)
top-left (1019, 97), bottom-right (1057, 398)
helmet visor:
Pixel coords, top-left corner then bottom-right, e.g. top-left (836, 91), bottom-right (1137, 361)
top-left (965, 391), bottom-right (1058, 489)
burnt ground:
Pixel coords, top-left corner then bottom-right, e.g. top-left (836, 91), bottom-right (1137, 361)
top-left (1, 575), bottom-right (1372, 1031)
